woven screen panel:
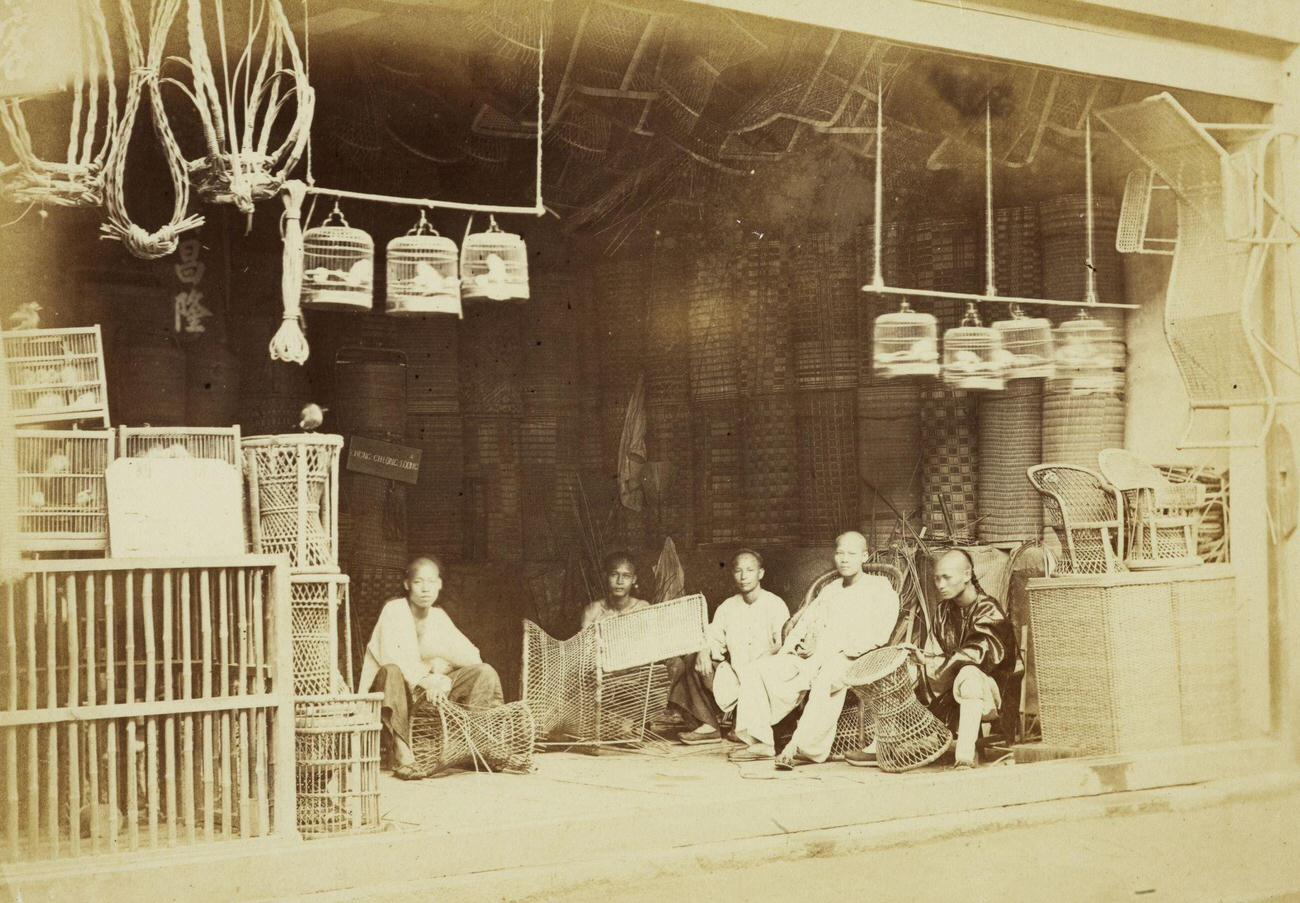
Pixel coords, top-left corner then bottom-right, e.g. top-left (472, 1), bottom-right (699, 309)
top-left (646, 238), bottom-right (693, 406)
top-left (737, 234), bottom-right (793, 397)
top-left (993, 204), bottom-right (1043, 302)
top-left (459, 305), bottom-right (525, 416)
top-left (595, 256), bottom-right (649, 395)
top-left (397, 317), bottom-right (460, 416)
top-left (462, 414), bottom-right (523, 561)
top-left (743, 390), bottom-right (799, 546)
top-left (1042, 380), bottom-right (1126, 468)
top-left (407, 413), bottom-right (465, 562)
top-left (1040, 194), bottom-right (1125, 306)
top-left (688, 249), bottom-right (741, 402)
top-left (693, 398), bottom-right (744, 545)
top-left (522, 271), bottom-right (581, 415)
top-left (857, 383), bottom-right (922, 545)
top-left (646, 398), bottom-right (695, 547)
top-left (977, 378), bottom-right (1044, 543)
top-left (919, 386), bottom-right (978, 538)
top-left (796, 388), bottom-right (859, 546)
top-left (790, 232), bottom-right (858, 392)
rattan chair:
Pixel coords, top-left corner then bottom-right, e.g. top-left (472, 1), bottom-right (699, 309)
top-left (786, 562), bottom-right (905, 757)
top-left (1098, 448), bottom-right (1203, 570)
top-left (522, 594), bottom-right (708, 749)
top-left (1027, 464), bottom-right (1126, 575)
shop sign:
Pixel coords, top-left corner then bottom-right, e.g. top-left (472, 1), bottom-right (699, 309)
top-left (346, 436), bottom-right (422, 484)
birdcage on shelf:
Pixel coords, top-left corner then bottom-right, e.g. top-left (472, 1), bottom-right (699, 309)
top-left (3, 326), bottom-right (110, 426)
top-left (461, 215), bottom-right (529, 302)
top-left (993, 306), bottom-right (1056, 379)
top-left (386, 212), bottom-right (462, 317)
top-left (301, 205), bottom-right (374, 311)
top-left (1055, 310), bottom-right (1119, 392)
top-left (872, 301), bottom-right (940, 378)
top-left (118, 426), bottom-right (242, 466)
top-left (942, 303), bottom-right (1006, 391)
top-left (16, 429), bottom-right (115, 551)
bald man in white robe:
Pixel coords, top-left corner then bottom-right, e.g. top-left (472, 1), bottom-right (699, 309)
top-left (728, 531), bottom-right (900, 766)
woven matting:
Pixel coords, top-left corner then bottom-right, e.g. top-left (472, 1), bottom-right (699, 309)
top-left (977, 379), bottom-right (1043, 542)
top-left (920, 387), bottom-right (978, 537)
top-left (796, 388), bottom-right (858, 546)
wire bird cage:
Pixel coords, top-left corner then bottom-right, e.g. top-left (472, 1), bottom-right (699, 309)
top-left (3, 326), bottom-right (110, 426)
top-left (943, 303), bottom-right (1006, 391)
top-left (295, 694), bottom-right (382, 837)
top-left (118, 426), bottom-right (242, 466)
top-left (461, 216), bottom-right (529, 302)
top-left (993, 306), bottom-right (1056, 379)
top-left (243, 433), bottom-right (342, 573)
top-left (872, 301), bottom-right (940, 378)
top-left (386, 212), bottom-right (462, 317)
top-left (16, 429), bottom-right (115, 551)
top-left (301, 205), bottom-right (374, 312)
top-left (1055, 310), bottom-right (1120, 392)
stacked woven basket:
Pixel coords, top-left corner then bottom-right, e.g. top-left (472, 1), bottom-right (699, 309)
top-left (977, 379), bottom-right (1044, 543)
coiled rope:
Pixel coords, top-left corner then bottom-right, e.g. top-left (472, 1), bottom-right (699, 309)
top-left (99, 0), bottom-right (203, 259)
top-left (270, 178), bottom-right (309, 363)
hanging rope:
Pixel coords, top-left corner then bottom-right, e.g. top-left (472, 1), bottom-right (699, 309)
top-left (99, 0), bottom-right (203, 259)
top-left (165, 0), bottom-right (315, 215)
top-left (270, 178), bottom-right (309, 364)
top-left (0, 0), bottom-right (120, 207)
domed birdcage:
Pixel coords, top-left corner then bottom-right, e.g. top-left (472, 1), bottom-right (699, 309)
top-left (386, 212), bottom-right (462, 317)
top-left (301, 204), bottom-right (374, 312)
top-left (872, 300), bottom-right (939, 378)
top-left (943, 303), bottom-right (1006, 391)
top-left (461, 215), bottom-right (529, 302)
top-left (1055, 309), bottom-right (1119, 392)
top-left (993, 305), bottom-right (1056, 379)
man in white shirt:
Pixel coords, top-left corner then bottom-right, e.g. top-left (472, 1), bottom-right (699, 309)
top-left (728, 531), bottom-right (899, 767)
top-left (672, 549), bottom-right (790, 744)
top-left (359, 556), bottom-right (504, 779)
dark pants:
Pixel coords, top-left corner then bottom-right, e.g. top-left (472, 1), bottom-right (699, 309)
top-left (370, 662), bottom-right (504, 747)
top-left (667, 654), bottom-right (722, 730)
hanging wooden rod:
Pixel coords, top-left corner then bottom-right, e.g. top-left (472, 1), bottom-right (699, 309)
top-left (861, 284), bottom-right (1140, 310)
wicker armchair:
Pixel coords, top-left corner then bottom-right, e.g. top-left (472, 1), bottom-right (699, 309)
top-left (1027, 464), bottom-right (1126, 575)
top-left (786, 562), bottom-right (905, 758)
top-left (522, 594), bottom-right (707, 749)
top-left (1098, 449), bottom-right (1203, 570)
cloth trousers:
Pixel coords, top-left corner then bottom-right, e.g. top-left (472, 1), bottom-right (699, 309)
top-left (667, 654), bottom-right (723, 730)
top-left (371, 662), bottom-right (505, 747)
top-left (735, 653), bottom-right (851, 761)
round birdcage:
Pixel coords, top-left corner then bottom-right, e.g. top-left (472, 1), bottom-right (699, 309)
top-left (943, 303), bottom-right (1006, 391)
top-left (301, 204), bottom-right (374, 312)
top-left (1055, 309), bottom-right (1119, 392)
top-left (993, 305), bottom-right (1056, 379)
top-left (386, 211), bottom-right (462, 317)
top-left (872, 300), bottom-right (940, 378)
top-left (461, 215), bottom-right (529, 302)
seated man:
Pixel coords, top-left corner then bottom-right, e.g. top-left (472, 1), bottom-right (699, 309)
top-left (670, 549), bottom-right (790, 745)
top-left (729, 531), bottom-right (899, 767)
top-left (847, 548), bottom-right (1016, 770)
top-left (580, 550), bottom-right (650, 628)
top-left (359, 555), bottom-right (504, 780)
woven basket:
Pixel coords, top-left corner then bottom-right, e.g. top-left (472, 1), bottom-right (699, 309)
top-left (992, 205), bottom-right (1043, 301)
top-left (796, 388), bottom-right (858, 546)
top-left (1040, 194), bottom-right (1125, 305)
top-left (1168, 569), bottom-right (1240, 744)
top-left (911, 216), bottom-right (982, 295)
top-left (977, 379), bottom-right (1043, 542)
top-left (290, 574), bottom-right (353, 695)
top-left (397, 318), bottom-right (460, 415)
top-left (919, 387), bottom-right (978, 538)
top-left (1042, 383), bottom-right (1125, 468)
top-left (334, 347), bottom-right (407, 440)
top-left (1028, 573), bottom-right (1183, 755)
top-left (295, 694), bottom-right (382, 837)
top-left (243, 434), bottom-right (342, 573)
top-left (113, 334), bottom-right (186, 426)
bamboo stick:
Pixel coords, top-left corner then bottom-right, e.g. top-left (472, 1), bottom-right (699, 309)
top-left (181, 571), bottom-right (195, 844)
top-left (85, 575), bottom-right (100, 853)
top-left (252, 572), bottom-right (269, 835)
top-left (124, 572), bottom-right (139, 851)
top-left (25, 577), bottom-right (39, 853)
top-left (162, 570), bottom-right (176, 846)
top-left (200, 570), bottom-right (214, 839)
top-left (236, 571), bottom-right (250, 839)
top-left (44, 575), bottom-right (58, 855)
top-left (269, 564), bottom-right (296, 839)
top-left (218, 570), bottom-right (232, 838)
top-left (4, 583), bottom-right (18, 860)
top-left (104, 575), bottom-right (118, 853)
top-left (143, 571), bottom-right (158, 847)
top-left (66, 574), bottom-right (80, 857)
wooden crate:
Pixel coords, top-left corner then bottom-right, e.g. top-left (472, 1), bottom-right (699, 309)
top-left (118, 426), bottom-right (242, 466)
top-left (16, 429), bottom-right (115, 551)
top-left (4, 326), bottom-right (109, 427)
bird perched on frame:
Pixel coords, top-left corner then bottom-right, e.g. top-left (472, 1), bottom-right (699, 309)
top-left (299, 403), bottom-right (328, 431)
top-left (9, 301), bottom-right (41, 331)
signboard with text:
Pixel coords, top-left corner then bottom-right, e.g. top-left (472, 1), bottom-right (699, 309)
top-left (346, 435), bottom-right (422, 485)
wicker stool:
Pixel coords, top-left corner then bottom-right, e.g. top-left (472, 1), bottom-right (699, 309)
top-left (410, 695), bottom-right (537, 776)
top-left (295, 694), bottom-right (382, 837)
top-left (846, 647), bottom-right (951, 773)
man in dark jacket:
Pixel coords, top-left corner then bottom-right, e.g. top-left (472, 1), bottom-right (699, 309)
top-left (921, 548), bottom-right (1018, 768)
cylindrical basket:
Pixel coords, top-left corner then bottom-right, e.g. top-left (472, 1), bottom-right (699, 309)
top-left (294, 693), bottom-right (382, 837)
top-left (243, 433), bottom-right (342, 573)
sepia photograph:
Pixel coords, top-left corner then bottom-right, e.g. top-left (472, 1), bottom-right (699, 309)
top-left (0, 0), bottom-right (1298, 900)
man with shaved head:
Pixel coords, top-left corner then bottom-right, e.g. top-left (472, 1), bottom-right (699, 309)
top-left (729, 531), bottom-right (899, 767)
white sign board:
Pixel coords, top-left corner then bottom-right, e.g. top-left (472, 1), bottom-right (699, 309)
top-left (106, 458), bottom-right (244, 559)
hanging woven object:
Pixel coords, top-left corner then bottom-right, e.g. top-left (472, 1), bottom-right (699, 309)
top-left (270, 179), bottom-right (309, 363)
top-left (300, 203), bottom-right (374, 311)
top-left (167, 0), bottom-right (314, 213)
top-left (461, 215), bottom-right (529, 302)
top-left (99, 0), bottom-right (204, 259)
top-left (943, 302), bottom-right (1006, 391)
top-left (0, 0), bottom-right (122, 207)
top-left (872, 300), bottom-right (939, 378)
top-left (386, 211), bottom-right (462, 317)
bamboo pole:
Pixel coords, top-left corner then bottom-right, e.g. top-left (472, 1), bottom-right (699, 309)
top-left (66, 573), bottom-right (80, 857)
top-left (200, 570), bottom-right (214, 839)
top-left (5, 582), bottom-right (20, 859)
top-left (142, 571), bottom-right (158, 848)
top-left (252, 571), bottom-right (269, 835)
top-left (268, 563), bottom-right (297, 839)
top-left (25, 576), bottom-right (39, 853)
top-left (162, 570), bottom-right (177, 846)
top-left (181, 571), bottom-right (195, 844)
top-left (44, 575), bottom-right (57, 855)
top-left (236, 569), bottom-right (250, 839)
top-left (85, 575), bottom-right (100, 853)
top-left (104, 574), bottom-right (118, 853)
top-left (218, 570), bottom-right (232, 838)
top-left (124, 572), bottom-right (139, 851)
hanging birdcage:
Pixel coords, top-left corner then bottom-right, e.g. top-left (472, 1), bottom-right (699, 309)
top-left (386, 212), bottom-right (462, 317)
top-left (1055, 309), bottom-right (1119, 392)
top-left (872, 301), bottom-right (939, 378)
top-left (301, 205), bottom-right (374, 312)
top-left (461, 215), bottom-right (529, 302)
top-left (943, 303), bottom-right (1006, 391)
top-left (993, 306), bottom-right (1056, 379)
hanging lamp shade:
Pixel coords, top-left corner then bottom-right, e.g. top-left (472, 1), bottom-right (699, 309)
top-left (1055, 309), bottom-right (1119, 392)
top-left (943, 303), bottom-right (1006, 391)
top-left (993, 306), bottom-right (1056, 379)
top-left (386, 212), bottom-right (462, 318)
top-left (301, 205), bottom-right (374, 311)
top-left (461, 215), bottom-right (529, 302)
top-left (872, 300), bottom-right (940, 378)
